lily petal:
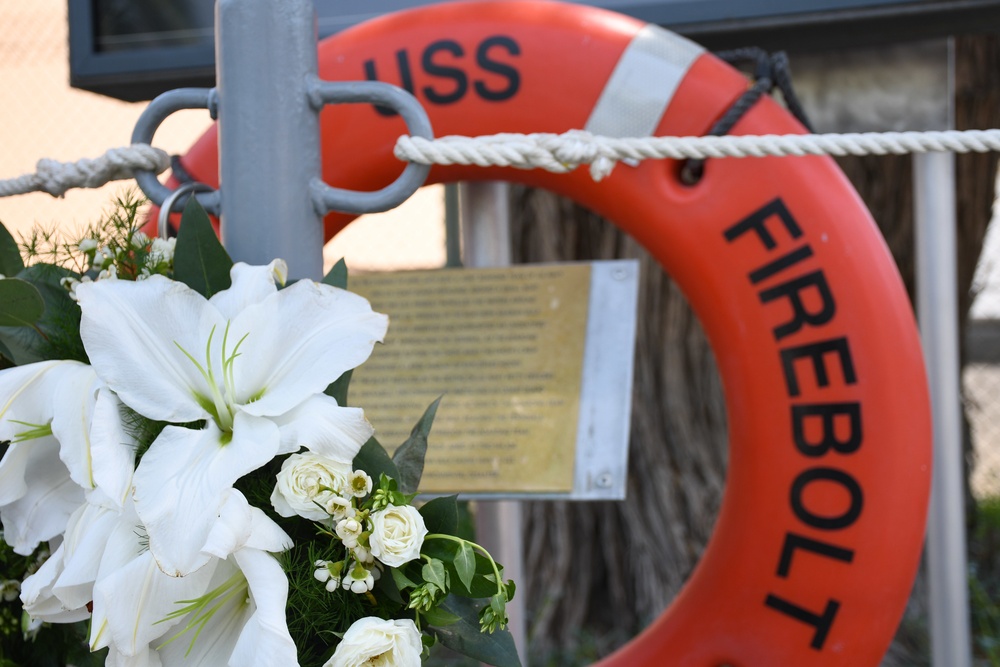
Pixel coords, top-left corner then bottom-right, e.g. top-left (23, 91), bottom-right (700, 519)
top-left (88, 497), bottom-right (219, 658)
top-left (96, 548), bottom-right (219, 658)
top-left (0, 438), bottom-right (83, 554)
top-left (77, 276), bottom-right (224, 423)
top-left (50, 363), bottom-right (102, 491)
top-left (106, 645), bottom-right (163, 667)
top-left (0, 361), bottom-right (103, 497)
top-left (20, 542), bottom-right (91, 624)
top-left (0, 361), bottom-right (66, 442)
top-left (230, 280), bottom-right (388, 417)
top-left (52, 497), bottom-right (119, 609)
top-left (0, 441), bottom-right (33, 506)
top-left (209, 260), bottom-right (286, 320)
top-left (274, 393), bottom-right (373, 461)
top-left (89, 388), bottom-right (137, 509)
top-left (0, 361), bottom-right (95, 492)
top-left (133, 415), bottom-right (280, 577)
top-left (228, 548), bottom-right (299, 667)
top-left (153, 558), bottom-right (248, 667)
top-left (202, 489), bottom-right (292, 560)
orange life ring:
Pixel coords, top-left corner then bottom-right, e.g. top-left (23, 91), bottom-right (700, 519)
top-left (169, 1), bottom-right (931, 664)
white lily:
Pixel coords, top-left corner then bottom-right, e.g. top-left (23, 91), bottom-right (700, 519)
top-left (20, 491), bottom-right (120, 623)
top-left (76, 259), bottom-right (387, 577)
top-left (0, 360), bottom-right (101, 554)
top-left (90, 490), bottom-right (296, 667)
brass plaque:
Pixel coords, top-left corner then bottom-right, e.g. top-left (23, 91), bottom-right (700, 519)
top-left (349, 264), bottom-right (591, 494)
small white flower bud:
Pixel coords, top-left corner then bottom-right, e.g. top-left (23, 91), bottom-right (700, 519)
top-left (336, 517), bottom-right (364, 549)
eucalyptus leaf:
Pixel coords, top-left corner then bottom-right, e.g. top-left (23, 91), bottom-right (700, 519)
top-left (352, 437), bottom-right (399, 484)
top-left (173, 197), bottom-right (232, 298)
top-left (432, 595), bottom-right (521, 667)
top-left (0, 337), bottom-right (14, 365)
top-left (0, 222), bottom-right (23, 276)
top-left (0, 279), bottom-right (44, 327)
top-left (375, 565), bottom-right (404, 604)
top-left (16, 262), bottom-right (76, 287)
top-left (17, 264), bottom-right (86, 363)
top-left (455, 542), bottom-right (476, 591)
top-left (392, 396), bottom-right (442, 494)
top-left (0, 324), bottom-right (43, 365)
top-left (322, 258), bottom-right (348, 289)
top-left (419, 495), bottom-right (459, 535)
top-left (324, 370), bottom-right (352, 407)
top-left (421, 606), bottom-right (462, 627)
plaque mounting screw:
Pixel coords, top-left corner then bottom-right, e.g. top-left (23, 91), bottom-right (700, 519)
top-left (612, 267), bottom-right (629, 280)
top-left (595, 472), bottom-right (613, 488)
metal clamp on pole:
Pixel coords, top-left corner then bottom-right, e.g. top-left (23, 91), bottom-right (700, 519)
top-left (131, 88), bottom-right (221, 215)
top-left (306, 80), bottom-right (433, 215)
top-left (157, 181), bottom-right (216, 239)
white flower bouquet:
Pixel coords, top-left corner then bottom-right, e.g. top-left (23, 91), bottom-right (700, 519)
top-left (0, 197), bottom-right (518, 667)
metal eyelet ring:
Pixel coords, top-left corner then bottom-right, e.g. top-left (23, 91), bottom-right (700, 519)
top-left (157, 181), bottom-right (215, 240)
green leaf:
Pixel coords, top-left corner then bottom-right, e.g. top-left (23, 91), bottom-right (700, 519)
top-left (18, 265), bottom-right (86, 363)
top-left (420, 606), bottom-right (462, 627)
top-left (422, 540), bottom-right (499, 598)
top-left (391, 566), bottom-right (419, 591)
top-left (322, 258), bottom-right (348, 289)
top-left (505, 579), bottom-right (516, 602)
top-left (352, 437), bottom-right (399, 483)
top-left (0, 336), bottom-right (14, 364)
top-left (422, 559), bottom-right (448, 590)
top-left (431, 595), bottom-right (521, 667)
top-left (0, 279), bottom-right (44, 326)
top-left (0, 324), bottom-right (44, 365)
top-left (375, 565), bottom-right (404, 604)
top-left (173, 197), bottom-right (232, 298)
top-left (0, 222), bottom-right (23, 276)
top-left (324, 370), bottom-right (352, 407)
top-left (392, 396), bottom-right (442, 494)
top-left (419, 495), bottom-right (459, 535)
top-left (455, 542), bottom-right (476, 592)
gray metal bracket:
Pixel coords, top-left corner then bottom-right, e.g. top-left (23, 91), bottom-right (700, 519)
top-left (307, 79), bottom-right (433, 215)
top-left (131, 87), bottom-right (221, 215)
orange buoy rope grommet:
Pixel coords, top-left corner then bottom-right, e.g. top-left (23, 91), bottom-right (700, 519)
top-left (171, 2), bottom-right (932, 664)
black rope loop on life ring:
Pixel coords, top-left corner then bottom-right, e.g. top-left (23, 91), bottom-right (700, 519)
top-left (680, 47), bottom-right (815, 185)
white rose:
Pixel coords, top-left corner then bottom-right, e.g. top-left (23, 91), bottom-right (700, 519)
top-left (270, 452), bottom-right (352, 521)
top-left (325, 617), bottom-right (422, 667)
top-left (369, 504), bottom-right (427, 567)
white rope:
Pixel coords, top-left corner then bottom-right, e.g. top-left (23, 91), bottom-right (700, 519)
top-left (0, 144), bottom-right (170, 198)
top-left (395, 128), bottom-right (1000, 181)
top-left (4, 127), bottom-right (999, 199)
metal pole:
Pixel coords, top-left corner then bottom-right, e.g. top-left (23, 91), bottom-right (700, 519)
top-left (914, 150), bottom-right (973, 667)
top-left (459, 182), bottom-right (528, 666)
top-left (215, 0), bottom-right (324, 280)
top-left (445, 184), bottom-right (462, 268)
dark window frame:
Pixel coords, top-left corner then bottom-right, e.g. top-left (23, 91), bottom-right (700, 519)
top-left (68, 0), bottom-right (1000, 102)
